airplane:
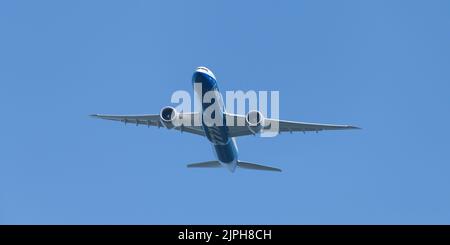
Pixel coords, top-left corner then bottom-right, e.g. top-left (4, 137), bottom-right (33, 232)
top-left (91, 66), bottom-right (360, 172)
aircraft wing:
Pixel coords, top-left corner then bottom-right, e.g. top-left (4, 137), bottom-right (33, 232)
top-left (90, 113), bottom-right (205, 136)
top-left (225, 113), bottom-right (360, 137)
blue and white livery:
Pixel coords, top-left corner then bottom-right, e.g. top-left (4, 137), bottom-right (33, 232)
top-left (91, 66), bottom-right (359, 172)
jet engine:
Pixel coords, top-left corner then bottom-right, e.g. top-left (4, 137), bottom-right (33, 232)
top-left (159, 106), bottom-right (178, 129)
top-left (245, 110), bottom-right (265, 134)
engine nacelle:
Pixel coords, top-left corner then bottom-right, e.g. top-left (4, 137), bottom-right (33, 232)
top-left (159, 106), bottom-right (178, 129)
top-left (245, 110), bottom-right (265, 134)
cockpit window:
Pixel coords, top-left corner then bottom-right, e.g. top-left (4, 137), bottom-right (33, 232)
top-left (197, 67), bottom-right (216, 80)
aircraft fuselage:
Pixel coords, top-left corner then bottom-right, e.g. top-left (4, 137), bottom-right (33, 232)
top-left (192, 67), bottom-right (239, 172)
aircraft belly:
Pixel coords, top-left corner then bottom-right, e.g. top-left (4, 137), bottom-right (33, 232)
top-left (193, 69), bottom-right (238, 171)
top-left (213, 143), bottom-right (236, 163)
top-left (211, 140), bottom-right (238, 172)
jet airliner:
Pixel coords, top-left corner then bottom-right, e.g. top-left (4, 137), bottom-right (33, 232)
top-left (91, 67), bottom-right (359, 172)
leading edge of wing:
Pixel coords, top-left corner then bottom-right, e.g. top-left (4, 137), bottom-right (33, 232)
top-left (90, 113), bottom-right (206, 136)
top-left (270, 119), bottom-right (362, 130)
top-left (90, 114), bottom-right (160, 120)
top-left (225, 113), bottom-right (361, 130)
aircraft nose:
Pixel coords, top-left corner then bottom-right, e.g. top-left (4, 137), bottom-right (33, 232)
top-left (196, 66), bottom-right (210, 73)
top-left (194, 66), bottom-right (216, 80)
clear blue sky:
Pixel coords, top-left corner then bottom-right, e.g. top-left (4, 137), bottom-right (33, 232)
top-left (1, 0), bottom-right (449, 224)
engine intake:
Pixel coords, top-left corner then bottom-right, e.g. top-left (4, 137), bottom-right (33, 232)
top-left (160, 106), bottom-right (178, 129)
top-left (246, 110), bottom-right (265, 134)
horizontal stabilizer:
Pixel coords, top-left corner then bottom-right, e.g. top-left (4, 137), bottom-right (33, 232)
top-left (187, 161), bottom-right (221, 168)
top-left (237, 161), bottom-right (282, 172)
top-left (187, 160), bottom-right (281, 172)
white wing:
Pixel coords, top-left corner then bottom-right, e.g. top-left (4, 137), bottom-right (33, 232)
top-left (225, 113), bottom-right (360, 137)
top-left (90, 113), bottom-right (205, 136)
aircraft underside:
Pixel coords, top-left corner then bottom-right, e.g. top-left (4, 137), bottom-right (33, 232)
top-left (91, 66), bottom-right (360, 173)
